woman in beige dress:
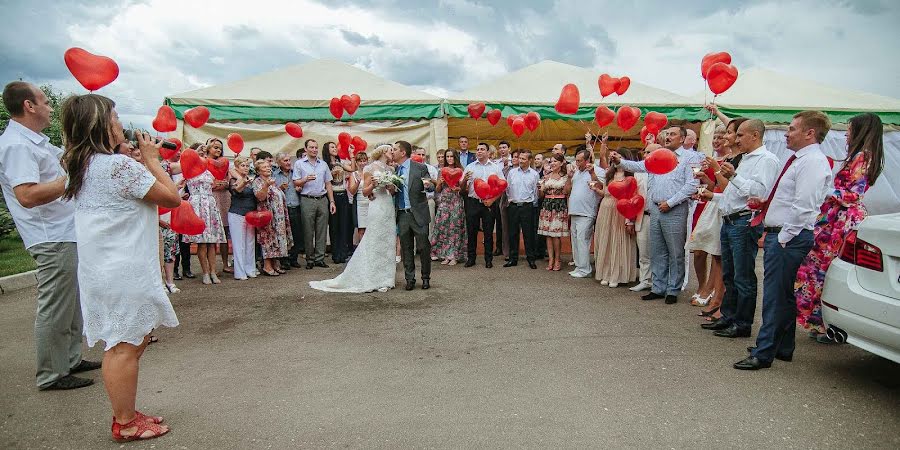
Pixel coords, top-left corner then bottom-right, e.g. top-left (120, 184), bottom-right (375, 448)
top-left (593, 149), bottom-right (638, 287)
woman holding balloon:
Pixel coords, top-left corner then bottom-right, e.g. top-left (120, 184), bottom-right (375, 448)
top-left (430, 149), bottom-right (467, 265)
top-left (592, 149), bottom-right (639, 287)
top-left (182, 145), bottom-right (227, 285)
top-left (207, 138), bottom-right (233, 275)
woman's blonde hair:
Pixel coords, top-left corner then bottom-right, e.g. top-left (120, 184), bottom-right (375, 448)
top-left (234, 156), bottom-right (251, 168)
top-left (254, 159), bottom-right (270, 172)
top-left (370, 144), bottom-right (392, 161)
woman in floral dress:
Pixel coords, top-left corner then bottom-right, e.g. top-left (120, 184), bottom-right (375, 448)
top-left (182, 158), bottom-right (227, 285)
top-left (795, 113), bottom-right (884, 343)
top-left (538, 154), bottom-right (571, 271)
top-left (253, 160), bottom-right (293, 276)
top-left (206, 138), bottom-right (234, 274)
top-left (430, 149), bottom-right (467, 265)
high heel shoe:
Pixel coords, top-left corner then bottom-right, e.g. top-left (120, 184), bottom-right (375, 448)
top-left (698, 306), bottom-right (720, 317)
top-left (691, 291), bottom-right (714, 307)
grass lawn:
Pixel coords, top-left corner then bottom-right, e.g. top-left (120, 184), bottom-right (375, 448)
top-left (0, 231), bottom-right (35, 277)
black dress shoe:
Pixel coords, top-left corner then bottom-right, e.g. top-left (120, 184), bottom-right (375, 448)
top-left (314, 261), bottom-right (329, 268)
top-left (746, 347), bottom-right (793, 362)
top-left (464, 261), bottom-right (476, 268)
top-left (665, 295), bottom-right (678, 304)
top-left (290, 261), bottom-right (303, 268)
top-left (503, 261), bottom-right (517, 267)
top-left (306, 262), bottom-right (314, 270)
top-left (701, 319), bottom-right (731, 330)
top-left (40, 375), bottom-right (94, 391)
top-left (714, 325), bottom-right (751, 338)
top-left (641, 292), bottom-right (665, 301)
top-left (733, 356), bottom-right (772, 370)
top-left (528, 261), bottom-right (537, 269)
top-left (405, 281), bottom-right (416, 291)
top-left (70, 360), bottom-right (101, 374)
top-left (184, 272), bottom-right (196, 279)
top-left (421, 279), bottom-right (430, 290)
top-left (485, 261), bottom-right (493, 268)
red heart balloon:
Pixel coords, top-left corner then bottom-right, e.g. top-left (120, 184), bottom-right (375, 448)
top-left (183, 106), bottom-right (210, 128)
top-left (701, 52), bottom-right (732, 79)
top-left (350, 135), bottom-right (367, 154)
top-left (595, 106), bottom-right (615, 128)
top-left (337, 132), bottom-right (352, 159)
top-left (152, 106), bottom-right (177, 133)
top-left (285, 122), bottom-right (304, 138)
top-left (441, 167), bottom-right (463, 188)
top-left (158, 205), bottom-right (173, 215)
top-left (207, 158), bottom-right (230, 180)
top-left (607, 176), bottom-right (638, 200)
top-left (511, 117), bottom-right (526, 137)
top-left (160, 138), bottom-right (179, 161)
top-left (329, 97), bottom-right (344, 120)
top-left (506, 114), bottom-right (519, 127)
top-left (707, 63), bottom-right (739, 95)
top-left (341, 94), bottom-right (361, 115)
top-left (554, 84), bottom-right (580, 115)
top-left (170, 200), bottom-right (206, 235)
top-left (598, 74), bottom-right (619, 98)
top-left (616, 195), bottom-right (645, 220)
top-left (487, 109), bottom-right (502, 126)
top-left (645, 148), bottom-right (679, 175)
top-left (245, 210), bottom-right (274, 228)
top-left (639, 126), bottom-right (652, 146)
top-left (227, 133), bottom-right (244, 154)
top-left (487, 174), bottom-right (508, 198)
top-left (524, 111), bottom-right (541, 131)
top-left (616, 76), bottom-right (631, 96)
top-left (63, 47), bottom-right (119, 91)
top-left (180, 149), bottom-right (207, 179)
top-left (467, 102), bottom-right (486, 120)
top-left (411, 155), bottom-right (424, 163)
top-left (616, 106), bottom-right (641, 132)
top-left (643, 111), bottom-right (668, 135)
top-left (473, 178), bottom-right (492, 200)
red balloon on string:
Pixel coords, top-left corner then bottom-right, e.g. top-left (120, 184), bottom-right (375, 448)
top-left (487, 174), bottom-right (508, 198)
top-left (245, 210), bottom-right (273, 228)
top-left (643, 111), bottom-right (668, 135)
top-left (63, 47), bottom-right (119, 91)
top-left (707, 63), bottom-right (739, 95)
top-left (701, 52), bottom-right (732, 79)
top-left (616, 195), bottom-right (645, 220)
top-left (337, 132), bottom-right (352, 159)
top-left (183, 106), bottom-right (210, 128)
top-left (474, 178), bottom-right (492, 199)
top-left (598, 74), bottom-right (619, 98)
top-left (329, 97), bottom-right (344, 120)
top-left (524, 111), bottom-right (541, 131)
top-left (467, 102), bottom-right (486, 119)
top-left (179, 149), bottom-right (207, 179)
top-left (595, 106), bottom-right (615, 128)
top-left (170, 200), bottom-right (206, 235)
top-left (645, 148), bottom-right (679, 175)
top-left (607, 176), bottom-right (638, 200)
top-left (616, 106), bottom-right (641, 132)
top-left (511, 117), bottom-right (526, 137)
top-left (285, 122), bottom-right (303, 138)
top-left (441, 167), bottom-right (463, 187)
top-left (616, 76), bottom-right (631, 96)
top-left (555, 84), bottom-right (580, 115)
top-left (486, 109), bottom-right (502, 126)
top-left (351, 135), bottom-right (367, 154)
top-left (152, 106), bottom-right (176, 133)
top-left (226, 133), bottom-right (244, 154)
top-left (341, 94), bottom-right (361, 115)
top-left (207, 158), bottom-right (230, 180)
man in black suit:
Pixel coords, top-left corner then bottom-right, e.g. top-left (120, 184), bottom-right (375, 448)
top-left (393, 141), bottom-right (433, 290)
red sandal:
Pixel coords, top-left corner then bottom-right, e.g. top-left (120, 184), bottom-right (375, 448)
top-left (136, 410), bottom-right (164, 424)
top-left (111, 415), bottom-right (170, 442)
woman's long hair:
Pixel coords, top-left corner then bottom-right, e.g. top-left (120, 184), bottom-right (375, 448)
top-left (206, 137), bottom-right (224, 159)
top-left (443, 149), bottom-right (462, 170)
top-left (61, 94), bottom-right (117, 200)
top-left (844, 113), bottom-right (884, 185)
top-left (322, 141), bottom-right (338, 169)
top-left (606, 148), bottom-right (635, 185)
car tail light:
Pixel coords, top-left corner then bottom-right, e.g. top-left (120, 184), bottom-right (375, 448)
top-left (838, 230), bottom-right (883, 272)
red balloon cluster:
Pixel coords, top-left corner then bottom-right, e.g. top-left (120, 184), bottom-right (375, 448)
top-left (616, 195), bottom-right (645, 220)
top-left (555, 84), bottom-right (580, 115)
top-left (245, 210), bottom-right (273, 228)
top-left (184, 106), bottom-right (210, 128)
top-left (598, 74), bottom-right (630, 97)
top-left (615, 106), bottom-right (641, 132)
top-left (170, 201), bottom-right (206, 235)
top-left (285, 122), bottom-right (304, 138)
top-left (467, 102), bottom-right (486, 119)
top-left (179, 149), bottom-right (207, 179)
top-left (473, 174), bottom-right (508, 200)
top-left (152, 106), bottom-right (177, 133)
top-left (645, 148), bottom-right (679, 175)
top-left (441, 167), bottom-right (463, 188)
top-left (700, 52), bottom-right (738, 95)
top-left (64, 47), bottom-right (119, 91)
top-left (486, 109), bottom-right (502, 125)
top-left (337, 132), bottom-right (367, 159)
top-left (607, 176), bottom-right (637, 200)
top-left (700, 52), bottom-right (731, 79)
top-left (329, 94), bottom-right (362, 119)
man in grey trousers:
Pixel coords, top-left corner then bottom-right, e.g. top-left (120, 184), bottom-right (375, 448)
top-left (392, 141), bottom-right (433, 290)
top-left (292, 139), bottom-right (336, 269)
top-left (0, 81), bottom-right (100, 390)
top-left (611, 126), bottom-right (702, 304)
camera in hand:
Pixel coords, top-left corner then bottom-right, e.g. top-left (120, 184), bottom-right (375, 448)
top-left (124, 129), bottom-right (177, 150)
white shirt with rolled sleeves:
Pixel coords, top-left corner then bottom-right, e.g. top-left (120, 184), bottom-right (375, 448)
top-left (764, 143), bottom-right (833, 245)
top-left (463, 159), bottom-right (504, 200)
top-left (424, 163), bottom-right (438, 200)
top-left (292, 156), bottom-right (332, 196)
top-left (0, 120), bottom-right (75, 248)
top-left (618, 148), bottom-right (701, 208)
top-left (713, 145), bottom-right (780, 216)
top-left (506, 166), bottom-right (539, 203)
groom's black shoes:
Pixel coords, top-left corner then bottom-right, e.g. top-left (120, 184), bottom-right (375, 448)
top-left (485, 261), bottom-right (493, 269)
top-left (421, 279), bottom-right (430, 290)
top-left (405, 281), bottom-right (416, 291)
top-left (464, 261), bottom-right (476, 268)
top-left (503, 261), bottom-right (517, 267)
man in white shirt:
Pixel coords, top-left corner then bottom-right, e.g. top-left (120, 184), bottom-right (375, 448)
top-left (0, 81), bottom-right (100, 390)
top-left (567, 149), bottom-right (603, 278)
top-left (292, 139), bottom-right (336, 269)
top-left (735, 111), bottom-right (833, 370)
top-left (701, 119), bottom-right (780, 338)
top-left (504, 149), bottom-right (540, 269)
top-left (413, 147), bottom-right (439, 237)
top-left (461, 143), bottom-right (504, 268)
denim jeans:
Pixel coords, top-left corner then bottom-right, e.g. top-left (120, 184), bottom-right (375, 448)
top-left (719, 217), bottom-right (762, 331)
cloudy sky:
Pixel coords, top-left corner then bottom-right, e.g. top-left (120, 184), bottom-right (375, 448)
top-left (2, 0), bottom-right (898, 128)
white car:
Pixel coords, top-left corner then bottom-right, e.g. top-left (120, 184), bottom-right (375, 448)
top-left (821, 212), bottom-right (900, 363)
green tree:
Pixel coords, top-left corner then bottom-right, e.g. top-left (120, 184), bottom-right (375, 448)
top-left (0, 83), bottom-right (66, 147)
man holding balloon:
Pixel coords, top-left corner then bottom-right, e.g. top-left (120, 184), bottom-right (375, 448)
top-left (461, 143), bottom-right (505, 268)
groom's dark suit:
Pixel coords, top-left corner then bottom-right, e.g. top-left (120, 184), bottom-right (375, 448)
top-left (395, 158), bottom-right (432, 284)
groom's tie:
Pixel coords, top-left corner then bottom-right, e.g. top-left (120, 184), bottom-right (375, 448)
top-left (396, 165), bottom-right (406, 209)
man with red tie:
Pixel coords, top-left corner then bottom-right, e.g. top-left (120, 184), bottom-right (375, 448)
top-left (734, 111), bottom-right (834, 370)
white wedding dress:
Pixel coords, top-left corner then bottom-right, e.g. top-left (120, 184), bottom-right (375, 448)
top-left (309, 160), bottom-right (397, 293)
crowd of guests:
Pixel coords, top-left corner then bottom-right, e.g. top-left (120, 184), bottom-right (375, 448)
top-left (0, 78), bottom-right (887, 442)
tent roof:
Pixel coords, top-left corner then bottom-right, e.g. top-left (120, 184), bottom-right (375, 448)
top-left (167, 59), bottom-right (441, 108)
top-left (691, 68), bottom-right (900, 112)
top-left (449, 60), bottom-right (693, 107)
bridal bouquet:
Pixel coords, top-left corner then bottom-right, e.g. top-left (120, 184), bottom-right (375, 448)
top-left (373, 171), bottom-right (404, 189)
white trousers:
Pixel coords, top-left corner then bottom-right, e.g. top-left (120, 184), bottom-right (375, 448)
top-left (228, 212), bottom-right (257, 279)
top-left (570, 215), bottom-right (595, 275)
top-left (636, 216), bottom-right (651, 283)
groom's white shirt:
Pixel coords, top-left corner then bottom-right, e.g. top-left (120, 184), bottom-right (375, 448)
top-left (398, 158), bottom-right (411, 209)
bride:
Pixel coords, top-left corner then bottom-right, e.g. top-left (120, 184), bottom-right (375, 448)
top-left (310, 145), bottom-right (397, 293)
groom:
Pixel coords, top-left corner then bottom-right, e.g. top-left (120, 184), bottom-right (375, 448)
top-left (392, 141), bottom-right (432, 290)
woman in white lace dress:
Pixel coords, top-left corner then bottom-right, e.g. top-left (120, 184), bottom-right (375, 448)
top-left (60, 95), bottom-right (181, 442)
top-left (310, 145), bottom-right (397, 293)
